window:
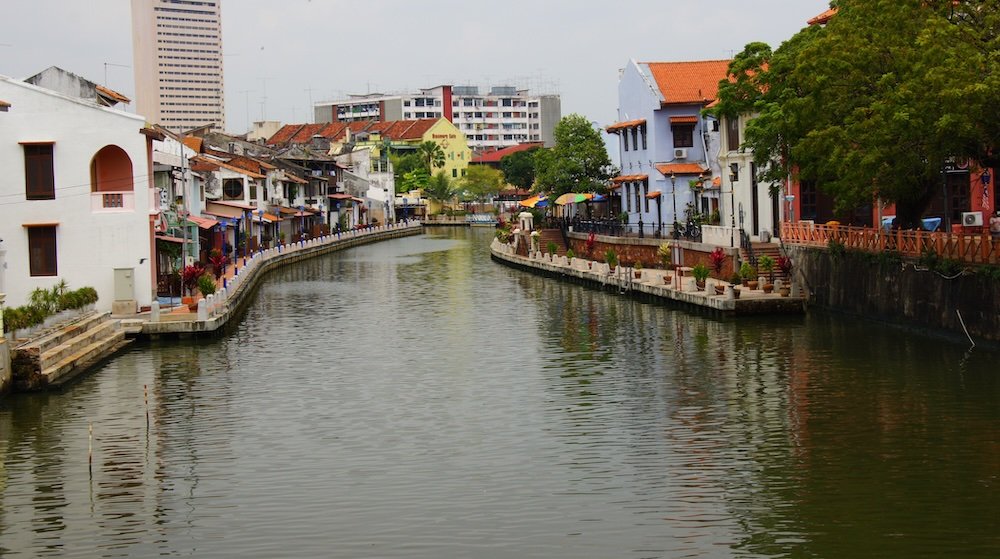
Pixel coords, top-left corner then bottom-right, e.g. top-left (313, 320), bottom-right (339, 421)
top-left (644, 182), bottom-right (649, 212)
top-left (726, 117), bottom-right (740, 151)
top-left (640, 125), bottom-right (647, 150)
top-left (625, 184), bottom-right (631, 212)
top-left (404, 100), bottom-right (411, 106)
top-left (631, 128), bottom-right (639, 151)
top-left (27, 225), bottom-right (58, 276)
top-left (623, 132), bottom-right (629, 152)
top-left (452, 168), bottom-right (458, 178)
top-left (672, 125), bottom-right (694, 148)
top-left (24, 143), bottom-right (55, 200)
top-left (635, 182), bottom-right (641, 211)
top-left (223, 178), bottom-right (243, 200)
top-left (461, 169), bottom-right (466, 177)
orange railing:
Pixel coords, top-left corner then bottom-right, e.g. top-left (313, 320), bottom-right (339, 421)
top-left (782, 222), bottom-right (1000, 265)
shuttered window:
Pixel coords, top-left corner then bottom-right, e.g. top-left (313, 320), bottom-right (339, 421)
top-left (24, 143), bottom-right (55, 200)
top-left (27, 225), bottom-right (58, 276)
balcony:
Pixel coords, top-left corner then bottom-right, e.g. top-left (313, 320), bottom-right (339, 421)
top-left (91, 191), bottom-right (135, 212)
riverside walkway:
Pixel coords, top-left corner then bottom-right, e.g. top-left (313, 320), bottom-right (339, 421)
top-left (139, 221), bottom-right (423, 337)
top-left (490, 238), bottom-right (805, 316)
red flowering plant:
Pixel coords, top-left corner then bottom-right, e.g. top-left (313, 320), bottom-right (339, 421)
top-left (709, 247), bottom-right (726, 276)
top-left (181, 263), bottom-right (207, 296)
top-left (777, 255), bottom-right (793, 276)
top-left (585, 232), bottom-right (596, 258)
top-left (208, 249), bottom-right (229, 281)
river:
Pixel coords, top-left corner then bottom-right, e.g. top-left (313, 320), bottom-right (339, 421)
top-left (1, 226), bottom-right (997, 558)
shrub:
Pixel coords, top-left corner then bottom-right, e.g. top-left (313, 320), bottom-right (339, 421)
top-left (739, 261), bottom-right (756, 280)
top-left (634, 260), bottom-right (642, 270)
top-left (547, 241), bottom-right (557, 255)
top-left (730, 272), bottom-right (743, 285)
top-left (209, 251), bottom-right (229, 281)
top-left (709, 247), bottom-right (726, 275)
top-left (691, 263), bottom-right (710, 282)
top-left (657, 242), bottom-right (672, 268)
top-left (182, 264), bottom-right (207, 296)
top-left (604, 249), bottom-right (618, 268)
top-left (828, 238), bottom-right (846, 257)
top-left (565, 248), bottom-right (575, 259)
top-left (758, 255), bottom-right (775, 282)
top-left (776, 255), bottom-right (793, 275)
top-left (197, 273), bottom-right (217, 296)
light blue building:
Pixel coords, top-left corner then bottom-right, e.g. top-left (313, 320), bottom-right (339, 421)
top-left (608, 59), bottom-right (730, 235)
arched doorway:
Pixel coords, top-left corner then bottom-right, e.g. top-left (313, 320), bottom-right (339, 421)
top-left (90, 145), bottom-right (134, 209)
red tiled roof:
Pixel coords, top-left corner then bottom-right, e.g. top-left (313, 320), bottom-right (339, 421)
top-left (289, 123), bottom-right (327, 144)
top-left (183, 136), bottom-right (203, 153)
top-left (0, 100), bottom-right (10, 108)
top-left (669, 115), bottom-right (699, 124)
top-left (470, 142), bottom-right (543, 164)
top-left (319, 122), bottom-right (350, 140)
top-left (808, 7), bottom-right (838, 25)
top-left (644, 191), bottom-right (662, 199)
top-left (190, 160), bottom-right (219, 173)
top-left (95, 84), bottom-right (130, 104)
top-left (370, 118), bottom-right (440, 141)
top-left (611, 174), bottom-right (649, 183)
top-left (655, 163), bottom-right (709, 176)
top-left (642, 60), bottom-right (732, 106)
top-left (187, 215), bottom-right (219, 229)
top-left (606, 119), bottom-right (646, 133)
top-left (266, 124), bottom-right (306, 146)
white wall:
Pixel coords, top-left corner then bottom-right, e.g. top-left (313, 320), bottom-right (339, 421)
top-left (0, 77), bottom-right (153, 310)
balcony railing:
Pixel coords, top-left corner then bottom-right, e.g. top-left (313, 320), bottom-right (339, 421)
top-left (91, 191), bottom-right (135, 212)
top-left (782, 221), bottom-right (1000, 265)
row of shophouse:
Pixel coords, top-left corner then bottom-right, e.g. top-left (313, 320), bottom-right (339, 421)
top-left (0, 66), bottom-right (471, 314)
top-left (607, 10), bottom-right (996, 246)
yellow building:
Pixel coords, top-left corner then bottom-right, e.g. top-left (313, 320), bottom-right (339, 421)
top-left (365, 117), bottom-right (471, 180)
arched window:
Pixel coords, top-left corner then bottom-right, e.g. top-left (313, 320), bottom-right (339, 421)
top-left (90, 145), bottom-right (133, 192)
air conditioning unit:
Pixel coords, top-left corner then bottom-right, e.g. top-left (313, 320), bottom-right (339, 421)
top-left (962, 211), bottom-right (983, 226)
top-left (674, 148), bottom-right (688, 159)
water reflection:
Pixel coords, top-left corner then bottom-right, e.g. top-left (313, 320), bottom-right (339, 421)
top-left (0, 227), bottom-right (997, 558)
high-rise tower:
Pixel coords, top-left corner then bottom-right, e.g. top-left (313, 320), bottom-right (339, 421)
top-left (131, 0), bottom-right (225, 132)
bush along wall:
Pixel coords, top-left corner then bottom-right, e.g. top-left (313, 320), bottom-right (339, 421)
top-left (3, 282), bottom-right (99, 334)
top-left (791, 245), bottom-right (1000, 344)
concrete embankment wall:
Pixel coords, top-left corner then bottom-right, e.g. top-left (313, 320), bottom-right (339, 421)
top-left (790, 245), bottom-right (1000, 344)
top-left (565, 232), bottom-right (739, 278)
top-left (0, 339), bottom-right (10, 397)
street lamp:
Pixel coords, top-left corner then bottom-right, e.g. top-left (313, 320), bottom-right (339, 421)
top-left (729, 171), bottom-right (738, 247)
top-left (299, 204), bottom-right (306, 243)
top-left (784, 194), bottom-right (795, 225)
top-left (670, 171), bottom-right (677, 238)
top-left (257, 209), bottom-right (264, 253)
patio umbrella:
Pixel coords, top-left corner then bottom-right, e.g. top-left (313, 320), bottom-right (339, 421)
top-left (519, 194), bottom-right (548, 208)
top-left (554, 192), bottom-right (594, 205)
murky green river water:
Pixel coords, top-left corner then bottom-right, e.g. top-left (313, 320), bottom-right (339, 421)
top-left (1, 227), bottom-right (997, 558)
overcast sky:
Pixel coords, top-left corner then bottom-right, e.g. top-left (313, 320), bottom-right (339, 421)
top-left (2, 0), bottom-right (830, 134)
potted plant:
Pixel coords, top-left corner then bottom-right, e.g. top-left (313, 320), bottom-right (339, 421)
top-left (633, 260), bottom-right (643, 279)
top-left (777, 255), bottom-right (793, 296)
top-left (730, 272), bottom-right (743, 299)
top-left (709, 247), bottom-right (726, 277)
top-left (657, 241), bottom-right (672, 269)
top-left (181, 263), bottom-right (207, 307)
top-left (739, 261), bottom-right (757, 289)
top-left (604, 249), bottom-right (618, 272)
top-left (547, 241), bottom-right (558, 258)
top-left (209, 249), bottom-right (229, 281)
top-left (759, 255), bottom-right (775, 293)
top-left (691, 263), bottom-right (710, 290)
top-left (566, 248), bottom-right (575, 260)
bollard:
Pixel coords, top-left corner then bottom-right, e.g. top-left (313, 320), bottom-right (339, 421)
top-left (206, 294), bottom-right (215, 315)
top-left (150, 300), bottom-right (160, 322)
top-left (725, 285), bottom-right (736, 301)
top-left (197, 298), bottom-right (208, 321)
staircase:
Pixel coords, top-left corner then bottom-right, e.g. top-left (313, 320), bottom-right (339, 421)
top-left (740, 242), bottom-right (790, 283)
top-left (11, 311), bottom-right (130, 391)
top-left (537, 229), bottom-right (569, 255)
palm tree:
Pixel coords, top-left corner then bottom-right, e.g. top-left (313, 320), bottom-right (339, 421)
top-left (424, 171), bottom-right (455, 212)
top-left (417, 140), bottom-right (445, 172)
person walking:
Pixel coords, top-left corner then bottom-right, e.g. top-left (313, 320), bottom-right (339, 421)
top-left (990, 210), bottom-right (1000, 239)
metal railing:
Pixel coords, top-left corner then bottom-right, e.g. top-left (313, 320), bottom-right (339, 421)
top-left (782, 221), bottom-right (1000, 265)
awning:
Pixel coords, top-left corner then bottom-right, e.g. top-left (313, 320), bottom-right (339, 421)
top-left (278, 206), bottom-right (316, 217)
top-left (554, 192), bottom-right (594, 205)
top-left (519, 194), bottom-right (548, 208)
top-left (644, 191), bottom-right (662, 199)
top-left (606, 118), bottom-right (646, 133)
top-left (669, 115), bottom-right (699, 125)
top-left (155, 234), bottom-right (191, 244)
top-left (611, 174), bottom-right (649, 183)
top-left (209, 200), bottom-right (256, 211)
top-left (253, 212), bottom-right (283, 223)
top-left (186, 215), bottom-right (219, 229)
top-left (655, 163), bottom-right (709, 176)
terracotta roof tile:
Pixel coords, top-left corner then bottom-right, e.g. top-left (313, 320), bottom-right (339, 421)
top-left (95, 84), bottom-right (131, 104)
top-left (669, 115), bottom-right (699, 124)
top-left (641, 60), bottom-right (731, 106)
top-left (606, 119), bottom-right (646, 133)
top-left (470, 142), bottom-right (542, 164)
top-left (266, 124), bottom-right (306, 146)
top-left (371, 118), bottom-right (440, 141)
top-left (808, 7), bottom-right (838, 25)
top-left (289, 123), bottom-right (327, 144)
top-left (654, 163), bottom-right (709, 176)
top-left (611, 174), bottom-right (649, 183)
top-left (0, 100), bottom-right (10, 108)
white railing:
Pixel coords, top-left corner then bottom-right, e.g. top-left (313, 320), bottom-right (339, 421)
top-left (91, 191), bottom-right (135, 212)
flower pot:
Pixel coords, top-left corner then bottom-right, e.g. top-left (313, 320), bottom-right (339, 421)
top-left (762, 283), bottom-right (774, 294)
top-left (748, 280), bottom-right (759, 290)
top-left (664, 274), bottom-right (673, 285)
top-left (696, 279), bottom-right (706, 291)
top-left (733, 287), bottom-right (741, 299)
top-left (714, 285), bottom-right (726, 295)
top-left (634, 271), bottom-right (642, 279)
top-left (741, 279), bottom-right (749, 287)
top-left (779, 286), bottom-right (791, 297)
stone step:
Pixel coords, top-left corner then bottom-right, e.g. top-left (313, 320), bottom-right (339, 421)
top-left (39, 319), bottom-right (121, 371)
top-left (43, 330), bottom-right (128, 388)
top-left (17, 311), bottom-right (106, 354)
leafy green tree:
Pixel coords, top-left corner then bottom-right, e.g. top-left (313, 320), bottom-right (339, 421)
top-left (461, 165), bottom-right (505, 204)
top-left (390, 152), bottom-right (424, 189)
top-left (499, 148), bottom-right (539, 190)
top-left (424, 171), bottom-right (455, 207)
top-left (400, 167), bottom-right (430, 193)
top-left (713, 0), bottom-right (1000, 228)
top-left (534, 114), bottom-right (614, 197)
top-left (417, 140), bottom-right (446, 172)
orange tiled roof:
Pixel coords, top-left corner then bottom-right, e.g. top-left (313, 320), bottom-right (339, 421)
top-left (655, 163), bottom-right (709, 176)
top-left (266, 124), bottom-right (305, 146)
top-left (0, 100), bottom-right (10, 108)
top-left (471, 142), bottom-right (543, 164)
top-left (644, 191), bottom-right (662, 199)
top-left (669, 115), bottom-right (699, 124)
top-left (611, 174), bottom-right (649, 183)
top-left (370, 118), bottom-right (440, 141)
top-left (289, 123), bottom-right (327, 144)
top-left (642, 60), bottom-right (732, 106)
top-left (95, 84), bottom-right (130, 104)
top-left (183, 136), bottom-right (203, 153)
top-left (808, 7), bottom-right (838, 25)
top-left (606, 119), bottom-right (646, 133)
top-left (190, 159), bottom-right (219, 173)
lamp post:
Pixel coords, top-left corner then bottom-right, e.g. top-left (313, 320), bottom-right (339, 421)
top-left (670, 171), bottom-right (677, 238)
top-left (730, 172), bottom-right (738, 248)
top-left (219, 220), bottom-right (228, 259)
top-left (257, 209), bottom-right (264, 253)
top-left (299, 204), bottom-right (306, 242)
top-left (784, 194), bottom-right (795, 225)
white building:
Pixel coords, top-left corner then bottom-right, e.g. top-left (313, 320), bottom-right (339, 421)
top-left (131, 0), bottom-right (225, 132)
top-left (314, 85), bottom-right (561, 152)
top-left (0, 75), bottom-right (156, 313)
top-left (717, 113), bottom-right (784, 243)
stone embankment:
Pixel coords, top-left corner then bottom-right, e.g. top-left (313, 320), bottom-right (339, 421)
top-left (141, 221), bottom-right (424, 337)
top-left (490, 238), bottom-right (805, 316)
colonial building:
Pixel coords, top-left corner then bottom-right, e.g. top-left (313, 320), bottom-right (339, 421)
top-left (0, 74), bottom-right (157, 313)
top-left (607, 59), bottom-right (729, 236)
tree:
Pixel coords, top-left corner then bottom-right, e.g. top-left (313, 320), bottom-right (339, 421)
top-left (424, 171), bottom-right (455, 207)
top-left (713, 0), bottom-right (1000, 228)
top-left (499, 148), bottom-right (539, 189)
top-left (533, 114), bottom-right (614, 197)
top-left (461, 165), bottom-right (505, 204)
top-left (400, 167), bottom-right (430, 193)
top-left (390, 152), bottom-right (424, 190)
top-left (417, 140), bottom-right (446, 172)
